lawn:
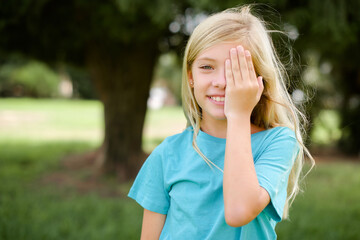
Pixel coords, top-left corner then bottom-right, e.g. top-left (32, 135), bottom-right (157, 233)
top-left (0, 98), bottom-right (359, 240)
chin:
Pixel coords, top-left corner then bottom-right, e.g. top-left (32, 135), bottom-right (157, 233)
top-left (202, 109), bottom-right (227, 121)
top-left (212, 112), bottom-right (227, 120)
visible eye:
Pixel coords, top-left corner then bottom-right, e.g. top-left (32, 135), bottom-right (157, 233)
top-left (200, 65), bottom-right (214, 70)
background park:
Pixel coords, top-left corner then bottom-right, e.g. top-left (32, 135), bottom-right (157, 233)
top-left (0, 0), bottom-right (359, 239)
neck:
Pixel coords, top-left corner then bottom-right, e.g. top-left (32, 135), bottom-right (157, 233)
top-left (200, 118), bottom-right (227, 139)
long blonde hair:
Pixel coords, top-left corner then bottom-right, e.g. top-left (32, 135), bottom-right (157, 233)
top-left (181, 5), bottom-right (314, 219)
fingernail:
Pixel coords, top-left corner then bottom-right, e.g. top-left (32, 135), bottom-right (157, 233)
top-left (237, 45), bottom-right (244, 52)
top-left (245, 50), bottom-right (251, 56)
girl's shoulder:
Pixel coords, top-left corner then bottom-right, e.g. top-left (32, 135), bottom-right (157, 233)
top-left (253, 126), bottom-right (296, 139)
top-left (147, 127), bottom-right (193, 166)
top-left (251, 126), bottom-right (297, 150)
top-left (271, 126), bottom-right (297, 140)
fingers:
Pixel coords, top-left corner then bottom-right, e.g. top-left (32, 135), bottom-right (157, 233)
top-left (224, 45), bottom-right (264, 116)
top-left (227, 45), bottom-right (262, 90)
top-left (229, 45), bottom-right (257, 85)
top-left (245, 50), bottom-right (264, 101)
top-left (237, 46), bottom-right (250, 83)
top-left (244, 49), bottom-right (257, 82)
top-left (230, 48), bottom-right (241, 85)
top-left (225, 59), bottom-right (234, 87)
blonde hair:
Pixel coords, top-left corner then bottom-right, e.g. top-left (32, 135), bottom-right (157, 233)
top-left (181, 5), bottom-right (315, 219)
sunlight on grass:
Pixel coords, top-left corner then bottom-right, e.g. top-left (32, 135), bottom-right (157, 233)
top-left (0, 98), bottom-right (103, 143)
top-left (0, 98), bottom-right (186, 150)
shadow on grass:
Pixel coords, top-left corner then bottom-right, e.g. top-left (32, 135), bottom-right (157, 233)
top-left (0, 141), bottom-right (142, 240)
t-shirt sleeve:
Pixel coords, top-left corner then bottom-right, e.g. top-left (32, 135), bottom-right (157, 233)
top-left (255, 127), bottom-right (299, 222)
top-left (128, 143), bottom-right (170, 215)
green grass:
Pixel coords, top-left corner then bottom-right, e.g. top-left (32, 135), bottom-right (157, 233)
top-left (276, 162), bottom-right (360, 239)
top-left (0, 141), bottom-right (143, 240)
top-left (1, 98), bottom-right (359, 239)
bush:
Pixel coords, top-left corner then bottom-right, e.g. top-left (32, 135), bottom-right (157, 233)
top-left (0, 59), bottom-right (60, 98)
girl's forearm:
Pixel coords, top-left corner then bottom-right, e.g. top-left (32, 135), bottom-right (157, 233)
top-left (223, 115), bottom-right (266, 227)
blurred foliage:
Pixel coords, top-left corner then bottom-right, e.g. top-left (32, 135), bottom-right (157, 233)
top-left (311, 110), bottom-right (341, 146)
top-left (0, 56), bottom-right (60, 98)
top-left (153, 52), bottom-right (183, 103)
top-left (0, 57), bottom-right (96, 99)
top-left (0, 0), bottom-right (359, 155)
top-left (275, 0), bottom-right (360, 154)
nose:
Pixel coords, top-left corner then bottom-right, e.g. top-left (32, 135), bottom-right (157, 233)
top-left (212, 68), bottom-right (226, 89)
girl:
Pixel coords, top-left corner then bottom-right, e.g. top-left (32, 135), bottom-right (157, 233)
top-left (128, 5), bottom-right (314, 240)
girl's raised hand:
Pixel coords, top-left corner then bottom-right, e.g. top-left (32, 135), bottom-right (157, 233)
top-left (224, 45), bottom-right (263, 119)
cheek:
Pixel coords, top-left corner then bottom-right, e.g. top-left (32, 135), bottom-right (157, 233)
top-left (192, 83), bottom-right (208, 110)
top-left (193, 77), bottom-right (206, 95)
top-left (193, 85), bottom-right (201, 101)
top-left (192, 72), bottom-right (208, 87)
top-left (192, 82), bottom-right (202, 103)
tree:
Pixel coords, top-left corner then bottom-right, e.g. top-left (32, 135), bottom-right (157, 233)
top-left (0, 0), bottom-right (253, 180)
top-left (0, 0), bottom-right (183, 180)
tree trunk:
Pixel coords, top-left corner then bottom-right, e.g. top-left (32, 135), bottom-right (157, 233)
top-left (86, 42), bottom-right (159, 180)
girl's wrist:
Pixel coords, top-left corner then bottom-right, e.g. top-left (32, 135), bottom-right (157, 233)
top-left (226, 112), bottom-right (251, 123)
top-left (226, 114), bottom-right (252, 132)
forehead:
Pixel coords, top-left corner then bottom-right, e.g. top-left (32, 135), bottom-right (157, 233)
top-left (195, 42), bottom-right (241, 61)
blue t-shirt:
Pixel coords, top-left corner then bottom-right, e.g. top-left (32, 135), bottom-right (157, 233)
top-left (128, 126), bottom-right (299, 239)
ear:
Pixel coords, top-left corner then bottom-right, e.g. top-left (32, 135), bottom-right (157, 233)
top-left (188, 71), bottom-right (194, 88)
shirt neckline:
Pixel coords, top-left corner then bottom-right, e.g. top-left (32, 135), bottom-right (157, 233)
top-left (197, 126), bottom-right (282, 143)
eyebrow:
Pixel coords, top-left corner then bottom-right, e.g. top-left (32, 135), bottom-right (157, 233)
top-left (196, 57), bottom-right (217, 62)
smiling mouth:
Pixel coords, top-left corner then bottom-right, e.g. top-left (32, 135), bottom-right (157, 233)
top-left (209, 96), bottom-right (225, 102)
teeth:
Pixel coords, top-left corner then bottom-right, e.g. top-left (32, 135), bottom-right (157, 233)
top-left (210, 96), bottom-right (225, 102)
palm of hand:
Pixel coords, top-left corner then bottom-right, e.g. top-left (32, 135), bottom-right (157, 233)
top-left (224, 45), bottom-right (264, 119)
